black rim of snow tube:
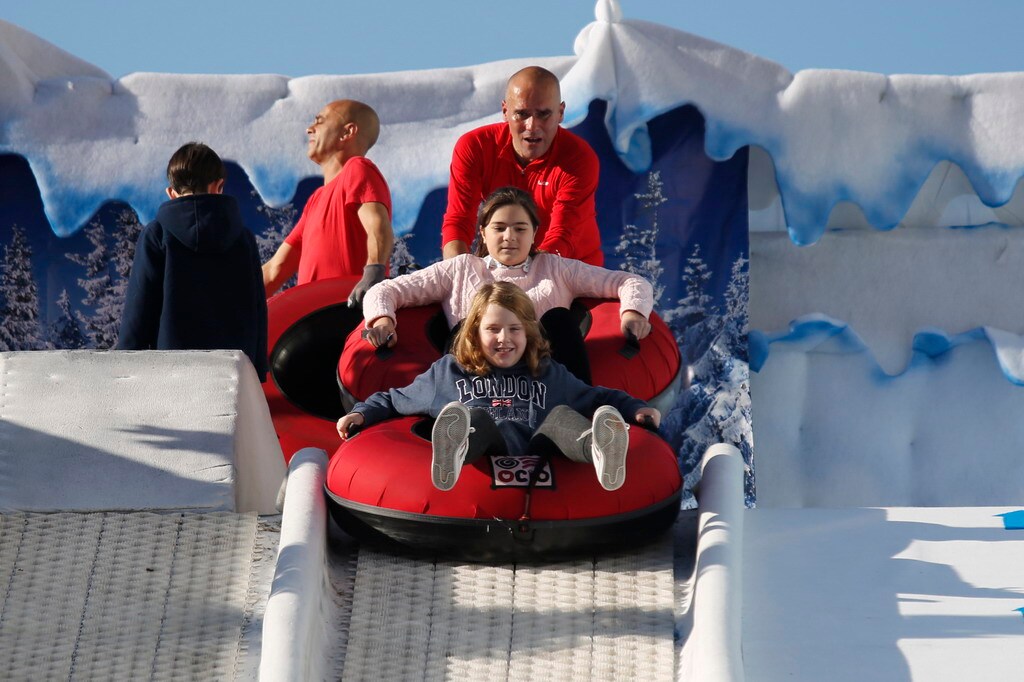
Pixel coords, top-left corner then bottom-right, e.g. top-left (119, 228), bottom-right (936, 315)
top-left (270, 303), bottom-right (364, 421)
top-left (325, 487), bottom-right (682, 563)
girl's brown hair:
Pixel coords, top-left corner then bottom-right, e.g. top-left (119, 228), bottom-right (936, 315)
top-left (452, 281), bottom-right (550, 376)
top-left (474, 186), bottom-right (541, 258)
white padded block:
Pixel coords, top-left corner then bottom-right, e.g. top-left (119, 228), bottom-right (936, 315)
top-left (0, 350), bottom-right (284, 513)
top-left (751, 338), bottom-right (1024, 507)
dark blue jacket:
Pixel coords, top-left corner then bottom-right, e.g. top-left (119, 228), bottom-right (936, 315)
top-left (354, 355), bottom-right (647, 454)
top-left (117, 194), bottom-right (268, 380)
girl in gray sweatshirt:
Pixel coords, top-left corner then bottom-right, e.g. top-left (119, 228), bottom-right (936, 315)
top-left (337, 282), bottom-right (661, 491)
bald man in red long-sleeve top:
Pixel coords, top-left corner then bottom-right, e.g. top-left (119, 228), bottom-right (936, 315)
top-left (440, 66), bottom-right (603, 266)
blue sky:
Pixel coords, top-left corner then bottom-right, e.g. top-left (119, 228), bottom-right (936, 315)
top-left (4, 0), bottom-right (1022, 78)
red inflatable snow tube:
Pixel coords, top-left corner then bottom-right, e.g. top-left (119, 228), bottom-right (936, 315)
top-left (337, 303), bottom-right (448, 411)
top-left (329, 298), bottom-right (684, 561)
top-left (263, 277), bottom-right (363, 461)
top-left (338, 299), bottom-right (684, 411)
top-left (325, 416), bottom-right (682, 562)
top-left (264, 279), bottom-right (684, 559)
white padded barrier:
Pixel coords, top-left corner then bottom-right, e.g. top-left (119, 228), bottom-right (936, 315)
top-left (750, 222), bottom-right (1024, 508)
top-left (751, 335), bottom-right (1024, 507)
top-left (259, 448), bottom-right (330, 682)
top-left (0, 350), bottom-right (284, 513)
top-left (680, 444), bottom-right (745, 682)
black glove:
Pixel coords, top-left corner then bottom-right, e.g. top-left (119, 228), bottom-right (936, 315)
top-left (635, 413), bottom-right (657, 430)
top-left (347, 264), bottom-right (385, 307)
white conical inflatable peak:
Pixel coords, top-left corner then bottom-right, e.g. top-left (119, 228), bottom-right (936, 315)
top-left (0, 19), bottom-right (110, 118)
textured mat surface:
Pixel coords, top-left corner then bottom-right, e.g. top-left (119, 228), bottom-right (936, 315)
top-left (336, 539), bottom-right (676, 682)
top-left (0, 512), bottom-right (272, 681)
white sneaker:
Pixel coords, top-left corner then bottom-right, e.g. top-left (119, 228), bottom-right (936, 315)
top-left (591, 405), bottom-right (630, 491)
top-left (431, 402), bottom-right (473, 491)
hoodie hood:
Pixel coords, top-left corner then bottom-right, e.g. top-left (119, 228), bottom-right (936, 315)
top-left (154, 193), bottom-right (245, 254)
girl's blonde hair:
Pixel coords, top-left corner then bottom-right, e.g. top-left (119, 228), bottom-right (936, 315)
top-left (452, 282), bottom-right (550, 376)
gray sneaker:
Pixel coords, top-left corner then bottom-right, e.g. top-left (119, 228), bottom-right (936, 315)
top-left (431, 402), bottom-right (473, 491)
top-left (591, 405), bottom-right (630, 491)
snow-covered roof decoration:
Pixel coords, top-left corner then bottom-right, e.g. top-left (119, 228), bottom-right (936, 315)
top-left (750, 313), bottom-right (1024, 385)
top-left (0, 15), bottom-right (571, 236)
top-left (2, 0), bottom-right (1024, 243)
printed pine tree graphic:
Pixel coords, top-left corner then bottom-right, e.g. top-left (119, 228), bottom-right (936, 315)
top-left (615, 171), bottom-right (667, 305)
top-left (67, 219), bottom-right (118, 349)
top-left (64, 209), bottom-right (142, 349)
top-left (0, 225), bottom-right (46, 351)
top-left (664, 252), bottom-right (752, 507)
top-left (667, 244), bottom-right (719, 364)
top-left (254, 193), bottom-right (298, 291)
top-left (390, 233), bottom-right (419, 276)
top-left (108, 208), bottom-right (142, 337)
top-left (721, 254), bottom-right (749, 362)
top-left (50, 288), bottom-right (88, 350)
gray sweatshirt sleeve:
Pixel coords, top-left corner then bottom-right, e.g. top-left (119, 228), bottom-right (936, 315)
top-left (351, 356), bottom-right (457, 427)
top-left (549, 361), bottom-right (648, 421)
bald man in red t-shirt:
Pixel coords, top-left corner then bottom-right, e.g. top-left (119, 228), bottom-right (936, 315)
top-left (263, 99), bottom-right (394, 306)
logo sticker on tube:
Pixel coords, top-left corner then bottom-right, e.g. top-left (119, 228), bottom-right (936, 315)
top-left (490, 456), bottom-right (554, 488)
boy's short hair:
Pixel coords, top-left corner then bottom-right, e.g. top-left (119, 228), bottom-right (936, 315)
top-left (167, 142), bottom-right (225, 195)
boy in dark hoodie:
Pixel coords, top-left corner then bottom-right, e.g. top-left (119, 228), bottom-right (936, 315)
top-left (117, 142), bottom-right (268, 380)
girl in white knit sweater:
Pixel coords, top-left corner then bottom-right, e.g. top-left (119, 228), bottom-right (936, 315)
top-left (360, 187), bottom-right (654, 382)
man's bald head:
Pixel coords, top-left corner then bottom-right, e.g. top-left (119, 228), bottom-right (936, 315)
top-left (306, 98), bottom-right (382, 179)
top-left (502, 66), bottom-right (565, 163)
top-left (326, 99), bottom-right (381, 153)
top-left (506, 66), bottom-right (561, 101)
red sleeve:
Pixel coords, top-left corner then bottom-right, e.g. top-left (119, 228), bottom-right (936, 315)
top-left (537, 140), bottom-right (600, 260)
top-left (441, 131), bottom-right (485, 249)
top-left (342, 157), bottom-right (392, 213)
